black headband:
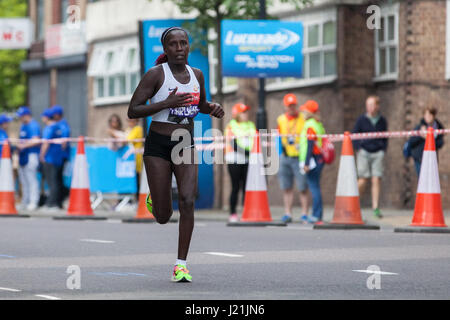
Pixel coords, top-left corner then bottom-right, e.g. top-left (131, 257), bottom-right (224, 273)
top-left (160, 27), bottom-right (186, 45)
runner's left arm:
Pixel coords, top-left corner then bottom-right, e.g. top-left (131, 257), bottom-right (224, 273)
top-left (193, 68), bottom-right (224, 119)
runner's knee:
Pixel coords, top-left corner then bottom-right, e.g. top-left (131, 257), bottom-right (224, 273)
top-left (178, 194), bottom-right (195, 211)
top-left (153, 206), bottom-right (173, 224)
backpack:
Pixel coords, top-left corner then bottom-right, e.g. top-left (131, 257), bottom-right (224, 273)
top-left (320, 137), bottom-right (335, 164)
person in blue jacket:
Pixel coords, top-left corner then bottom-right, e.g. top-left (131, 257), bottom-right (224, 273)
top-left (0, 114), bottom-right (12, 155)
top-left (16, 106), bottom-right (42, 211)
top-left (407, 105), bottom-right (444, 176)
top-left (39, 108), bottom-right (63, 211)
top-left (51, 105), bottom-right (71, 207)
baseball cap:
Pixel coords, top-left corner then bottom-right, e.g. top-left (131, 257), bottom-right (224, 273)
top-left (41, 108), bottom-right (54, 118)
top-left (51, 104), bottom-right (64, 116)
top-left (16, 106), bottom-right (31, 117)
top-left (232, 103), bottom-right (250, 117)
top-left (0, 114), bottom-right (12, 125)
top-left (300, 100), bottom-right (319, 114)
top-left (283, 93), bottom-right (298, 107)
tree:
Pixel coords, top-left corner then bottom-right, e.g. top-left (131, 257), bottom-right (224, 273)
top-left (0, 0), bottom-right (27, 112)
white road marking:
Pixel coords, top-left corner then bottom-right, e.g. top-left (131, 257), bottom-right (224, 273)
top-left (106, 220), bottom-right (122, 224)
top-left (0, 287), bottom-right (21, 292)
top-left (204, 252), bottom-right (244, 258)
top-left (195, 223), bottom-right (207, 227)
top-left (90, 272), bottom-right (148, 277)
top-left (35, 294), bottom-right (61, 300)
top-left (287, 226), bottom-right (312, 230)
top-left (80, 239), bottom-right (115, 244)
top-left (352, 269), bottom-right (399, 275)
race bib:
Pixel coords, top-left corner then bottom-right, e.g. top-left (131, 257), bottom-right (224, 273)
top-left (168, 92), bottom-right (200, 124)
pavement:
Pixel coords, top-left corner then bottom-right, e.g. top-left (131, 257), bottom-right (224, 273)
top-left (18, 204), bottom-right (450, 229)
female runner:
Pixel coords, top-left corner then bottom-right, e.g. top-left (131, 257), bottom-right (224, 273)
top-left (128, 27), bottom-right (224, 282)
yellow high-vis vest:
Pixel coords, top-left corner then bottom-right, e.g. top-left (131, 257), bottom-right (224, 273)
top-left (277, 113), bottom-right (305, 157)
top-left (225, 119), bottom-right (256, 164)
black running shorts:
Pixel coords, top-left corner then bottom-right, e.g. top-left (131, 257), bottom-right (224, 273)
top-left (144, 129), bottom-right (194, 162)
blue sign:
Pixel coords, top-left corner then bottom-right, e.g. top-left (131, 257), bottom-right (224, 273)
top-left (64, 146), bottom-right (137, 194)
top-left (140, 19), bottom-right (214, 209)
top-left (221, 20), bottom-right (303, 78)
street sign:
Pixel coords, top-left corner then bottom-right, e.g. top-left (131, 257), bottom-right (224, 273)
top-left (221, 20), bottom-right (303, 78)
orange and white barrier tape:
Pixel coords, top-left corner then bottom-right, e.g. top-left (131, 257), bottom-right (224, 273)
top-left (2, 129), bottom-right (449, 152)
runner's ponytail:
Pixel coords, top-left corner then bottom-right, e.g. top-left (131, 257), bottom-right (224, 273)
top-left (155, 53), bottom-right (168, 65)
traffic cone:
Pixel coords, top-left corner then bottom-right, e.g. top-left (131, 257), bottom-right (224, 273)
top-left (53, 137), bottom-right (105, 220)
top-left (228, 132), bottom-right (286, 227)
top-left (395, 127), bottom-right (450, 233)
top-left (315, 132), bottom-right (379, 230)
top-left (122, 164), bottom-right (155, 223)
top-left (0, 141), bottom-right (29, 218)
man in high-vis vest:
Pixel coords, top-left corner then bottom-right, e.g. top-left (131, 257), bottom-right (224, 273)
top-left (277, 93), bottom-right (309, 223)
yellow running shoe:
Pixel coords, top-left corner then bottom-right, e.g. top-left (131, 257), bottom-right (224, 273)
top-left (146, 194), bottom-right (152, 214)
top-left (172, 264), bottom-right (192, 283)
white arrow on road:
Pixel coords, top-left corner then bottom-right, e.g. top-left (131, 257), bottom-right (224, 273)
top-left (352, 269), bottom-right (398, 275)
top-left (204, 252), bottom-right (244, 258)
top-left (80, 239), bottom-right (115, 244)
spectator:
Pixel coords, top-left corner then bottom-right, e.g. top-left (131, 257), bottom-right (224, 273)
top-left (0, 114), bottom-right (12, 155)
top-left (407, 105), bottom-right (444, 176)
top-left (125, 118), bottom-right (144, 202)
top-left (16, 106), bottom-right (41, 211)
top-left (299, 100), bottom-right (326, 225)
top-left (352, 95), bottom-right (388, 219)
top-left (39, 108), bottom-right (63, 211)
top-left (107, 114), bottom-right (126, 151)
top-left (51, 105), bottom-right (71, 207)
top-left (277, 93), bottom-right (309, 224)
top-left (225, 103), bottom-right (256, 223)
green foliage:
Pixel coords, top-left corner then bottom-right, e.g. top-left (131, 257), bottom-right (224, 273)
top-left (0, 0), bottom-right (28, 112)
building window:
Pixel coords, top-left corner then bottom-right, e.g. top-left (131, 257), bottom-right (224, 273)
top-left (446, 0), bottom-right (450, 79)
top-left (36, 0), bottom-right (45, 40)
top-left (266, 8), bottom-right (337, 91)
top-left (374, 2), bottom-right (399, 81)
top-left (305, 20), bottom-right (337, 77)
top-left (88, 38), bottom-right (140, 105)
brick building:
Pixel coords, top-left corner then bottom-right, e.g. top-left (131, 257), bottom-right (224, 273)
top-left (214, 0), bottom-right (450, 211)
